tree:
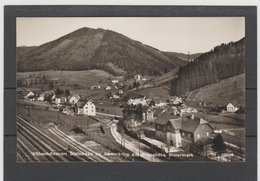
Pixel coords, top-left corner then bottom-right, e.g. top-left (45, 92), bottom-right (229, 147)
top-left (49, 81), bottom-right (54, 89)
top-left (17, 78), bottom-right (23, 87)
top-left (65, 89), bottom-right (70, 96)
top-left (56, 87), bottom-right (64, 95)
top-left (211, 134), bottom-right (226, 154)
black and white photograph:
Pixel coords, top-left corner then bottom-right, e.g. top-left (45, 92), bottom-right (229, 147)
top-left (16, 17), bottom-right (245, 162)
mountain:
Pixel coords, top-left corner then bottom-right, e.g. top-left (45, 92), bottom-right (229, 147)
top-left (171, 38), bottom-right (245, 97)
top-left (164, 52), bottom-right (202, 62)
top-left (17, 46), bottom-right (37, 58)
top-left (17, 27), bottom-right (186, 79)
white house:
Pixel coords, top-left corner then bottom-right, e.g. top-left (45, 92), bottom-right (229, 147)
top-left (111, 80), bottom-right (119, 84)
top-left (134, 74), bottom-right (142, 81)
top-left (105, 85), bottom-right (112, 91)
top-left (227, 103), bottom-right (239, 113)
top-left (69, 94), bottom-right (81, 104)
top-left (37, 94), bottom-right (45, 101)
top-left (83, 101), bottom-right (96, 116)
top-left (24, 91), bottom-right (34, 99)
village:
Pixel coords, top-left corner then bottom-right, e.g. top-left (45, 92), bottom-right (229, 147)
top-left (17, 71), bottom-right (245, 162)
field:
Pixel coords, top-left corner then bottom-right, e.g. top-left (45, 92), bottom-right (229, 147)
top-left (17, 69), bottom-right (116, 93)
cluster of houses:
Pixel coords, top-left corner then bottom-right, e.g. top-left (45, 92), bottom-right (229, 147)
top-left (123, 95), bottom-right (240, 149)
top-left (17, 89), bottom-right (96, 116)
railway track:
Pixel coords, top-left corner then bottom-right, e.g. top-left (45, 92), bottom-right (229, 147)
top-left (18, 116), bottom-right (111, 162)
top-left (49, 127), bottom-right (112, 162)
top-left (17, 116), bottom-right (88, 162)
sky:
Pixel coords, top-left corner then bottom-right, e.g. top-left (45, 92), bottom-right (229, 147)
top-left (17, 17), bottom-right (244, 54)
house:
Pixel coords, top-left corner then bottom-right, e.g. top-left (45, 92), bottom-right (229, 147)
top-left (55, 97), bottom-right (61, 104)
top-left (180, 115), bottom-right (214, 147)
top-left (105, 85), bottom-right (112, 91)
top-left (60, 97), bottom-right (67, 104)
top-left (142, 106), bottom-right (154, 122)
top-left (127, 97), bottom-right (147, 106)
top-left (60, 106), bottom-right (74, 115)
top-left (45, 94), bottom-right (56, 102)
top-left (134, 74), bottom-right (142, 81)
top-left (169, 96), bottom-right (182, 105)
top-left (154, 112), bottom-right (182, 147)
top-left (111, 80), bottom-right (119, 84)
top-left (91, 85), bottom-right (101, 89)
top-left (83, 100), bottom-right (96, 116)
top-left (68, 94), bottom-right (81, 104)
top-left (110, 94), bottom-right (120, 99)
top-left (153, 109), bottom-right (164, 119)
top-left (74, 102), bottom-right (85, 114)
top-left (155, 101), bottom-right (167, 108)
top-left (226, 102), bottom-right (239, 113)
top-left (37, 94), bottom-right (45, 101)
top-left (118, 89), bottom-right (124, 95)
top-left (23, 91), bottom-right (35, 100)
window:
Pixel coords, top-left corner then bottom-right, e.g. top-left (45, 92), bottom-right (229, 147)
top-left (91, 106), bottom-right (93, 108)
top-left (188, 134), bottom-right (190, 138)
top-left (197, 134), bottom-right (200, 138)
top-left (206, 132), bottom-right (209, 136)
top-left (157, 125), bottom-right (159, 129)
top-left (182, 132), bottom-right (185, 136)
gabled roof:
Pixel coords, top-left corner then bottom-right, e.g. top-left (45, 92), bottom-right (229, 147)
top-left (168, 119), bottom-right (182, 130)
top-left (142, 105), bottom-right (152, 112)
top-left (181, 116), bottom-right (211, 133)
top-left (154, 112), bottom-right (181, 125)
top-left (227, 101), bottom-right (239, 107)
top-left (154, 109), bottom-right (164, 117)
top-left (181, 117), bottom-right (200, 133)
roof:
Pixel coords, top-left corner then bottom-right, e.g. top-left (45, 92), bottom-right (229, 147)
top-left (154, 109), bottom-right (164, 117)
top-left (168, 119), bottom-right (182, 129)
top-left (154, 112), bottom-right (181, 125)
top-left (227, 101), bottom-right (239, 107)
top-left (142, 106), bottom-right (151, 112)
top-left (181, 117), bottom-right (200, 133)
top-left (181, 116), bottom-right (211, 133)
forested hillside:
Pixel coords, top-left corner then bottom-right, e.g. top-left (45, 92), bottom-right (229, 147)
top-left (171, 38), bottom-right (245, 96)
top-left (17, 27), bottom-right (186, 79)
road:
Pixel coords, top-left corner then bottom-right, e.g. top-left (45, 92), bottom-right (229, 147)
top-left (110, 124), bottom-right (162, 162)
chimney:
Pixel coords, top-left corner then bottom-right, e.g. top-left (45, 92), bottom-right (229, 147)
top-left (191, 114), bottom-right (194, 119)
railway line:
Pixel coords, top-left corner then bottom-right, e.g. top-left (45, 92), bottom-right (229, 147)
top-left (17, 116), bottom-right (89, 162)
top-left (17, 116), bottom-right (111, 162)
top-left (49, 127), bottom-right (112, 162)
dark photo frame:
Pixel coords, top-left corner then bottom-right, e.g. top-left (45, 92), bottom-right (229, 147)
top-left (4, 6), bottom-right (257, 181)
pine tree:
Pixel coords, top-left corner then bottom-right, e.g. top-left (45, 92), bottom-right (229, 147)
top-left (211, 134), bottom-right (226, 154)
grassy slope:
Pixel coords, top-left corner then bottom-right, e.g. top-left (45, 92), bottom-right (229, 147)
top-left (194, 74), bottom-right (245, 107)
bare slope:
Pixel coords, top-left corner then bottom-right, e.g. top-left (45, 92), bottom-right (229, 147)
top-left (194, 74), bottom-right (245, 107)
